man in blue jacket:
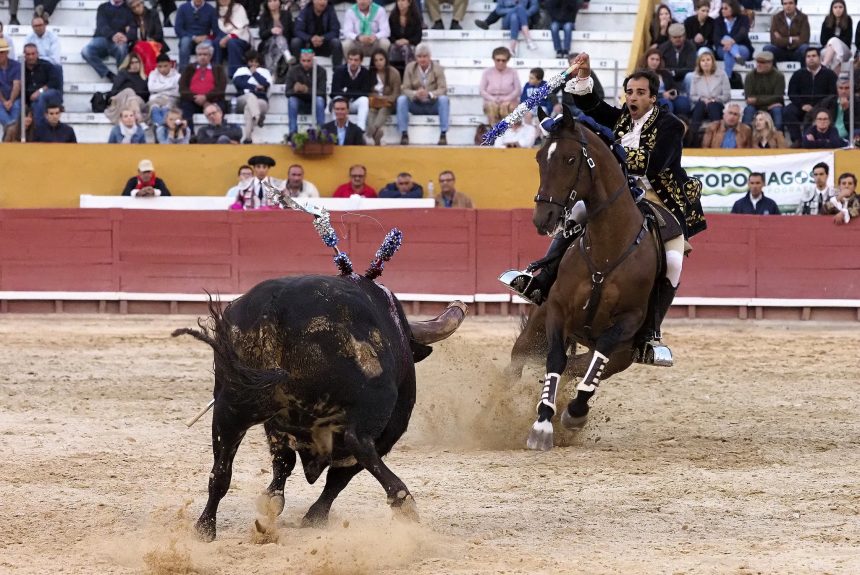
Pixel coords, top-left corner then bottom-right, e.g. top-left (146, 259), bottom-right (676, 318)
top-left (731, 172), bottom-right (781, 214)
top-left (378, 173), bottom-right (424, 198)
top-left (174, 0), bottom-right (220, 69)
top-left (80, 0), bottom-right (135, 81)
top-left (291, 0), bottom-right (343, 67)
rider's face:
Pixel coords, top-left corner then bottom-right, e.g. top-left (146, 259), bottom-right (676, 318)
top-left (624, 77), bottom-right (656, 121)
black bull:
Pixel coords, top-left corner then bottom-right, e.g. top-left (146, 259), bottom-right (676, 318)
top-left (173, 274), bottom-right (467, 541)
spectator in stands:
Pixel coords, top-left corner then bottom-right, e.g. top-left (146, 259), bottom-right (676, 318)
top-left (731, 172), bottom-right (780, 214)
top-left (291, 0), bottom-right (343, 67)
top-left (109, 108), bottom-right (147, 143)
top-left (659, 23), bottom-right (697, 88)
top-left (105, 52), bottom-right (150, 124)
top-left (428, 0), bottom-right (467, 30)
top-left (521, 67), bottom-right (552, 116)
top-left (379, 172), bottom-right (423, 198)
top-left (81, 0), bottom-right (135, 82)
top-left (796, 161), bottom-right (829, 214)
top-left (684, 0), bottom-right (715, 52)
top-left (333, 164), bottom-right (377, 197)
top-left (640, 48), bottom-right (691, 116)
top-left (156, 107), bottom-right (191, 143)
top-left (331, 47), bottom-right (371, 131)
top-left (822, 171), bottom-right (860, 224)
top-left (649, 4), bottom-right (677, 49)
top-left (179, 42), bottom-right (228, 125)
top-left (284, 164), bottom-right (321, 198)
top-left (0, 39), bottom-right (21, 130)
top-left (225, 164), bottom-right (253, 199)
top-left (3, 108), bottom-right (34, 142)
top-left (342, 0), bottom-right (391, 59)
top-left (763, 0), bottom-right (809, 64)
top-left (481, 46), bottom-right (522, 126)
top-left (388, 0), bottom-right (421, 76)
top-left (702, 102), bottom-right (751, 147)
top-left (233, 49), bottom-right (272, 144)
top-left (196, 101), bottom-right (242, 143)
top-left (128, 0), bottom-right (166, 74)
top-left (323, 97), bottom-right (366, 145)
top-left (784, 47), bottom-right (838, 146)
top-left (742, 50), bottom-right (785, 129)
top-left (155, 0), bottom-right (177, 27)
top-left (687, 49), bottom-right (730, 143)
top-left (474, 0), bottom-right (539, 54)
top-left (397, 43), bottom-right (449, 146)
top-left (122, 159), bottom-right (172, 196)
top-left (286, 49), bottom-right (327, 136)
top-left (713, 0), bottom-right (752, 79)
top-left (801, 108), bottom-right (845, 148)
top-left (818, 74), bottom-right (858, 144)
top-left (0, 21), bottom-right (16, 61)
top-left (258, 0), bottom-right (294, 80)
top-left (25, 16), bottom-right (62, 84)
top-left (493, 111), bottom-right (538, 148)
top-left (819, 0), bottom-right (852, 75)
top-left (33, 103), bottom-right (76, 142)
top-left (22, 43), bottom-right (62, 127)
top-left (175, 0), bottom-right (220, 70)
top-left (366, 48), bottom-right (401, 146)
top-left (751, 110), bottom-right (787, 147)
top-left (435, 170), bottom-right (473, 208)
top-left (546, 0), bottom-right (578, 59)
top-left (7, 0), bottom-right (20, 26)
top-left (553, 52), bottom-right (605, 118)
top-left (148, 53), bottom-right (180, 129)
top-left (216, 0), bottom-right (252, 78)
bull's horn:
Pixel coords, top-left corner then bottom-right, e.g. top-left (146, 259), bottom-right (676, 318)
top-left (409, 301), bottom-right (468, 345)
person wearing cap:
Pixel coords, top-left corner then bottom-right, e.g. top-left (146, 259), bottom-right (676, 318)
top-left (762, 0), bottom-right (809, 64)
top-left (0, 38), bottom-right (22, 129)
top-left (233, 155), bottom-right (286, 209)
top-left (122, 159), bottom-right (172, 197)
top-left (658, 23), bottom-right (697, 87)
top-left (148, 53), bottom-right (180, 129)
top-left (784, 46), bottom-right (837, 146)
top-left (80, 0), bottom-right (136, 82)
top-left (742, 50), bottom-right (785, 130)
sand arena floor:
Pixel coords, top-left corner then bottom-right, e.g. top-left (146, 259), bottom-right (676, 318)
top-left (0, 314), bottom-right (858, 575)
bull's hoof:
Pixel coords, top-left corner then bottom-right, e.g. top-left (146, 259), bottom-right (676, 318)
top-left (391, 493), bottom-right (420, 523)
top-left (256, 490), bottom-right (285, 517)
top-left (526, 419), bottom-right (554, 451)
top-left (195, 516), bottom-right (216, 542)
top-left (560, 406), bottom-right (589, 430)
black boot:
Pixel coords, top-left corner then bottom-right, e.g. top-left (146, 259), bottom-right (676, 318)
top-left (635, 277), bottom-right (677, 366)
top-left (502, 230), bottom-right (580, 305)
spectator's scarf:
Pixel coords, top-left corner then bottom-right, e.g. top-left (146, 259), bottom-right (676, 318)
top-left (352, 3), bottom-right (379, 36)
top-left (136, 172), bottom-right (157, 190)
top-left (119, 122), bottom-right (139, 143)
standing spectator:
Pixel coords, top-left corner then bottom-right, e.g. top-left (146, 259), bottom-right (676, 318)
top-left (179, 41), bottom-right (228, 125)
top-left (122, 159), bottom-right (172, 196)
top-left (366, 48), bottom-right (400, 146)
top-left (521, 67), bottom-right (553, 116)
top-left (822, 172), bottom-right (860, 224)
top-left (24, 16), bottom-right (62, 84)
top-left (196, 101), bottom-right (242, 143)
top-left (387, 0), bottom-right (421, 76)
top-left (751, 110), bottom-right (787, 148)
top-left (128, 0), bottom-right (166, 75)
top-left (22, 43), bottom-right (62, 126)
top-left (285, 48), bottom-right (327, 136)
top-left (684, 0), bottom-right (715, 52)
top-left (258, 0), bottom-right (294, 79)
top-left (435, 170), bottom-right (473, 208)
top-left (378, 172), bottom-right (423, 198)
top-left (323, 97), bottom-right (366, 145)
top-left (233, 49), bottom-right (271, 143)
top-left (333, 164), bottom-right (377, 197)
top-left (712, 0), bottom-right (752, 79)
top-left (659, 23), bottom-right (697, 88)
top-left (3, 108), bottom-right (34, 142)
top-left (742, 50), bottom-right (784, 129)
top-left (731, 172), bottom-right (780, 214)
top-left (640, 48), bottom-right (691, 116)
top-left (796, 161), bottom-right (829, 214)
top-left (688, 49), bottom-right (730, 141)
top-left (649, 4), bottom-right (677, 49)
top-left (481, 46), bottom-right (522, 126)
top-left (109, 108), bottom-right (147, 143)
top-left (342, 0), bottom-right (390, 59)
top-left (104, 52), bottom-right (150, 124)
top-left (331, 47), bottom-right (371, 132)
top-left (174, 0), bottom-right (220, 70)
top-left (801, 108), bottom-right (845, 148)
top-left (427, 0), bottom-right (467, 30)
top-left (156, 107), bottom-right (191, 143)
top-left (284, 164), bottom-right (321, 198)
top-left (81, 0), bottom-right (135, 82)
top-left (33, 104), bottom-right (77, 142)
top-left (148, 53), bottom-right (180, 129)
top-left (397, 42), bottom-right (449, 145)
top-left (702, 102), bottom-right (752, 148)
top-left (547, 0), bottom-right (578, 59)
top-left (217, 0), bottom-right (252, 78)
top-left (0, 38), bottom-right (21, 129)
top-left (763, 0), bottom-right (809, 63)
top-left (819, 0), bottom-right (852, 75)
top-left (784, 46), bottom-right (837, 146)
top-left (291, 0), bottom-right (342, 67)
top-left (818, 74), bottom-right (859, 143)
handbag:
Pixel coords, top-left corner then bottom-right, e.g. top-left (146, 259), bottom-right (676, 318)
top-left (369, 95), bottom-right (391, 109)
top-left (90, 91), bottom-right (109, 113)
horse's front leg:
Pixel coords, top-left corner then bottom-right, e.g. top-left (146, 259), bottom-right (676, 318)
top-left (526, 309), bottom-right (568, 451)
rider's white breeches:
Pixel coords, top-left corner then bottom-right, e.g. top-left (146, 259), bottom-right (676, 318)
top-left (665, 236), bottom-right (684, 287)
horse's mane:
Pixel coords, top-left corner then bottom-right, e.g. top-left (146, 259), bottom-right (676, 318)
top-left (541, 114), bottom-right (628, 171)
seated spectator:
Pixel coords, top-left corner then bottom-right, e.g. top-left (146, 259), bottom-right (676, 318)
top-left (751, 110), bottom-right (786, 148)
top-left (763, 0), bottom-right (809, 64)
top-left (435, 170), bottom-right (473, 208)
top-left (333, 164), bottom-right (377, 197)
top-left (128, 0), bottom-right (166, 75)
top-left (0, 21), bottom-right (16, 60)
top-left (291, 0), bottom-right (343, 67)
top-left (474, 0), bottom-right (539, 38)
top-left (640, 48), bottom-right (691, 116)
top-left (155, 0), bottom-right (177, 27)
top-left (649, 4), bottom-right (677, 49)
top-left (388, 0), bottom-right (421, 77)
top-left (225, 164), bottom-right (254, 199)
top-left (0, 38), bottom-right (21, 129)
top-left (342, 0), bottom-right (391, 59)
top-left (428, 0), bottom-right (468, 30)
top-left (109, 108), bottom-right (147, 143)
top-left (684, 0), bottom-right (715, 52)
top-left (33, 104), bottom-right (77, 142)
top-left (156, 106), bottom-right (191, 143)
top-left (785, 47), bottom-right (838, 146)
top-left (232, 49), bottom-right (272, 144)
top-left (366, 49), bottom-right (401, 146)
top-left (397, 43), bottom-right (449, 145)
top-left (216, 0), bottom-right (252, 78)
top-left (331, 47), bottom-right (371, 131)
top-left (658, 23), bottom-right (697, 88)
top-left (148, 53), bottom-right (180, 129)
top-left (286, 49), bottom-right (327, 136)
top-left (2, 108), bottom-right (34, 142)
top-left (521, 67), bottom-right (552, 116)
top-left (105, 52), bottom-right (150, 125)
top-left (24, 16), bottom-right (62, 84)
top-left (547, 0), bottom-right (578, 59)
top-left (688, 49), bottom-right (730, 141)
top-left (731, 172), bottom-right (780, 214)
top-left (378, 172), bottom-right (423, 198)
top-left (819, 0), bottom-right (852, 75)
top-left (122, 159), bottom-right (172, 196)
top-left (258, 0), bottom-right (294, 80)
top-left (22, 43), bottom-right (62, 127)
top-left (818, 74), bottom-right (859, 145)
top-left (494, 111), bottom-right (537, 148)
top-left (481, 46), bottom-right (522, 126)
top-left (323, 97), bottom-right (366, 145)
top-left (196, 102), bottom-right (242, 143)
top-left (796, 161), bottom-right (829, 214)
top-left (713, 0), bottom-right (752, 79)
top-left (742, 51), bottom-right (784, 129)
top-left (702, 102), bottom-right (751, 148)
top-left (175, 0), bottom-right (220, 70)
top-left (802, 109), bottom-right (845, 148)
top-left (179, 42), bottom-right (228, 125)
top-left (822, 171), bottom-right (860, 224)
top-left (284, 164), bottom-right (321, 198)
top-left (81, 0), bottom-right (135, 82)
top-left (553, 51), bottom-right (605, 118)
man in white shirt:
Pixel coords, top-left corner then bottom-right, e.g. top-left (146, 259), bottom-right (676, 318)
top-left (238, 155), bottom-right (286, 209)
top-left (285, 164), bottom-right (320, 198)
top-left (796, 161), bottom-right (831, 215)
top-left (25, 16), bottom-right (61, 71)
top-left (341, 0), bottom-right (390, 58)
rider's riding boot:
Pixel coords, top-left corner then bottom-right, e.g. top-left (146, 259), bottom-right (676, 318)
top-left (501, 230), bottom-right (580, 305)
top-left (635, 278), bottom-right (677, 367)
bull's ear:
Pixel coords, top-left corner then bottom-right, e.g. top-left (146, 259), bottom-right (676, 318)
top-left (410, 341), bottom-right (433, 363)
top-left (537, 106), bottom-right (548, 123)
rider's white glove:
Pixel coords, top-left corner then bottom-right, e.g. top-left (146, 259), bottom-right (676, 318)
top-left (564, 75), bottom-right (594, 95)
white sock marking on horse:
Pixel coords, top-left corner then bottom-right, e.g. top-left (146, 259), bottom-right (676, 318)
top-left (547, 141), bottom-right (557, 162)
top-left (531, 419), bottom-right (553, 435)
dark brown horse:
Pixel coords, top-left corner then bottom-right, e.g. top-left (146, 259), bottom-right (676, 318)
top-left (515, 106), bottom-right (663, 451)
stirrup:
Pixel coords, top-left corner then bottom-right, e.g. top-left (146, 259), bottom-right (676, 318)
top-left (634, 339), bottom-right (673, 367)
top-left (498, 269), bottom-right (543, 305)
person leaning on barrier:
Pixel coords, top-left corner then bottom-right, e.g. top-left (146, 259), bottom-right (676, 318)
top-left (378, 172), bottom-right (423, 199)
top-left (434, 170), bottom-right (473, 208)
top-left (284, 164), bottom-right (321, 199)
top-left (731, 172), bottom-right (780, 214)
top-left (122, 159), bottom-right (172, 197)
top-left (821, 171), bottom-right (860, 224)
top-left (33, 103), bottom-right (77, 142)
top-left (796, 161), bottom-right (830, 215)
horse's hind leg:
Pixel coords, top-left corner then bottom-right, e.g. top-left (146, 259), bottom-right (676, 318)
top-left (526, 308), bottom-right (568, 451)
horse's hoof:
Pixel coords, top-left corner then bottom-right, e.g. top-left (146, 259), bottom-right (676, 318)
top-left (392, 494), bottom-right (420, 523)
top-left (526, 419), bottom-right (554, 451)
top-left (194, 516), bottom-right (216, 542)
top-left (560, 407), bottom-right (588, 430)
top-left (256, 491), bottom-right (285, 517)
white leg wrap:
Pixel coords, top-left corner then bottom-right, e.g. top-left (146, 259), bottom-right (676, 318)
top-left (664, 236), bottom-right (684, 288)
top-left (537, 372), bottom-right (561, 414)
top-left (579, 351), bottom-right (608, 391)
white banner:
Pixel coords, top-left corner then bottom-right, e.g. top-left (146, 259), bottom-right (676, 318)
top-left (681, 151), bottom-right (835, 211)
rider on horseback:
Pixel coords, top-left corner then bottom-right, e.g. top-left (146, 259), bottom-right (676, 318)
top-left (503, 53), bottom-right (707, 364)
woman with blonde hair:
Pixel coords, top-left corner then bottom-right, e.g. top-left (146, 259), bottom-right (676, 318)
top-left (366, 49), bottom-right (401, 146)
top-left (688, 49), bottom-right (730, 141)
top-left (104, 52), bottom-right (149, 124)
top-left (751, 110), bottom-right (786, 148)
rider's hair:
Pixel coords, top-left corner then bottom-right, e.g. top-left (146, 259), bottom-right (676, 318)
top-left (813, 161), bottom-right (829, 175)
top-left (623, 70), bottom-right (660, 98)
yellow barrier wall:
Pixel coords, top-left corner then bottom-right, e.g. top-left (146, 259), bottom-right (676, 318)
top-left (2, 144), bottom-right (859, 208)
